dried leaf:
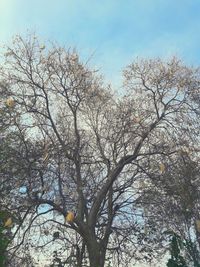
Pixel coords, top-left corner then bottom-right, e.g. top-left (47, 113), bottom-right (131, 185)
top-left (6, 98), bottom-right (15, 108)
top-left (66, 211), bottom-right (75, 223)
top-left (196, 220), bottom-right (200, 232)
top-left (4, 217), bottom-right (12, 227)
top-left (159, 163), bottom-right (165, 174)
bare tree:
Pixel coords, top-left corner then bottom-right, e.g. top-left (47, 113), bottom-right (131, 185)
top-left (135, 117), bottom-right (200, 266)
top-left (1, 35), bottom-right (199, 267)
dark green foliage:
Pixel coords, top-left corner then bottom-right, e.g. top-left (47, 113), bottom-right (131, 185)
top-left (167, 234), bottom-right (187, 267)
top-left (166, 233), bottom-right (200, 267)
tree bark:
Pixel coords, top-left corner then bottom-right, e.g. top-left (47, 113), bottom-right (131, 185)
top-left (87, 242), bottom-right (104, 267)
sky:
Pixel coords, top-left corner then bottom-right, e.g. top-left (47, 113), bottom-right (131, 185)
top-left (1, 0), bottom-right (200, 88)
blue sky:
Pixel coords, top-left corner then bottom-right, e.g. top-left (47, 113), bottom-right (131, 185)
top-left (1, 0), bottom-right (200, 87)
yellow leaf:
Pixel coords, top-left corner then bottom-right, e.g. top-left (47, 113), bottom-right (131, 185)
top-left (40, 45), bottom-right (45, 50)
top-left (196, 220), bottom-right (200, 232)
top-left (6, 98), bottom-right (15, 108)
top-left (66, 211), bottom-right (75, 223)
top-left (159, 163), bottom-right (165, 174)
top-left (183, 146), bottom-right (190, 155)
top-left (4, 217), bottom-right (12, 227)
top-left (178, 147), bottom-right (190, 156)
top-left (43, 152), bottom-right (49, 162)
top-left (133, 117), bottom-right (141, 123)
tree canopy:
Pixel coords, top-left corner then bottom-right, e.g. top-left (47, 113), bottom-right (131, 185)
top-left (1, 35), bottom-right (200, 267)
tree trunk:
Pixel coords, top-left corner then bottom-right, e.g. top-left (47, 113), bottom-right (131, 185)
top-left (87, 242), bottom-right (104, 267)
